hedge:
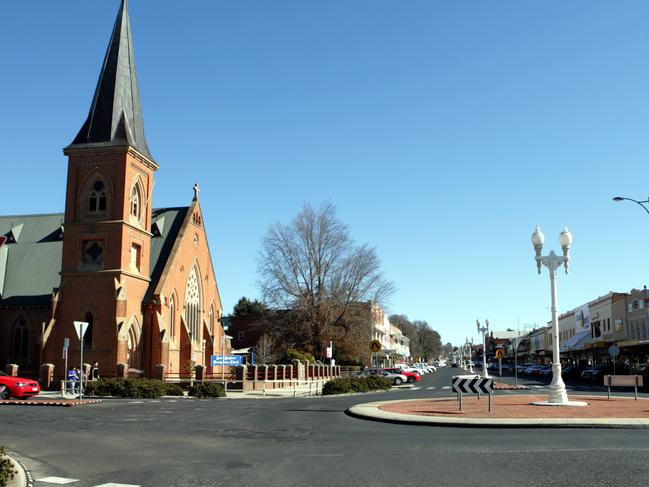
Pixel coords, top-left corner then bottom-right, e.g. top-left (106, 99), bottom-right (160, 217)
top-left (84, 378), bottom-right (184, 399)
top-left (322, 376), bottom-right (391, 395)
top-left (188, 382), bottom-right (226, 398)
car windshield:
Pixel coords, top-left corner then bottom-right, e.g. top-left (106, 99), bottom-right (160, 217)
top-left (0, 371), bottom-right (7, 377)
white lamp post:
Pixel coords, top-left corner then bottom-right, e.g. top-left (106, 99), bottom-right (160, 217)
top-left (465, 337), bottom-right (474, 374)
top-left (476, 319), bottom-right (490, 378)
top-left (531, 225), bottom-right (586, 406)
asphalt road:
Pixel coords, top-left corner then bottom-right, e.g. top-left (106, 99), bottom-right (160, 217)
top-left (2, 368), bottom-right (649, 487)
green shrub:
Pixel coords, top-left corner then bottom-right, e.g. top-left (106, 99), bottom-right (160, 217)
top-left (162, 383), bottom-right (185, 396)
top-left (322, 376), bottom-right (391, 395)
top-left (188, 382), bottom-right (226, 398)
top-left (84, 378), bottom-right (167, 399)
top-left (285, 349), bottom-right (316, 364)
top-left (0, 446), bottom-right (17, 487)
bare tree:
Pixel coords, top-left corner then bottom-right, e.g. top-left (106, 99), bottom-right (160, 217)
top-left (258, 203), bottom-right (394, 358)
top-left (254, 334), bottom-right (278, 365)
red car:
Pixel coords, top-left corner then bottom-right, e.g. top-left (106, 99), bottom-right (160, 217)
top-left (0, 371), bottom-right (40, 399)
top-left (384, 367), bottom-right (421, 383)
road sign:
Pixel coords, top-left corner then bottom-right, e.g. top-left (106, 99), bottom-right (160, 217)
top-left (73, 321), bottom-right (89, 340)
top-left (211, 355), bottom-right (244, 367)
top-left (369, 340), bottom-right (382, 353)
top-left (452, 375), bottom-right (494, 395)
top-left (608, 345), bottom-right (620, 357)
top-left (495, 349), bottom-right (504, 359)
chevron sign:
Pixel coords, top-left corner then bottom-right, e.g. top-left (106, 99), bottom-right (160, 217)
top-left (452, 375), bottom-right (494, 395)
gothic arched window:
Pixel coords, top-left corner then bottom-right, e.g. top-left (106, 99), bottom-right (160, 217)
top-left (169, 295), bottom-right (176, 341)
top-left (87, 180), bottom-right (108, 214)
top-left (185, 267), bottom-right (202, 343)
top-left (83, 311), bottom-right (94, 349)
top-left (12, 318), bottom-right (29, 362)
top-left (130, 182), bottom-right (143, 224)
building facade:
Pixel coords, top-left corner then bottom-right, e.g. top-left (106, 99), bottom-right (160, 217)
top-left (0, 0), bottom-right (227, 382)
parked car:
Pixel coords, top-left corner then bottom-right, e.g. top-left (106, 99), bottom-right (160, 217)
top-left (358, 368), bottom-right (408, 386)
top-left (0, 371), bottom-right (40, 399)
top-left (537, 366), bottom-right (553, 377)
top-left (384, 367), bottom-right (421, 383)
top-left (581, 364), bottom-right (613, 382)
top-left (561, 365), bottom-right (584, 379)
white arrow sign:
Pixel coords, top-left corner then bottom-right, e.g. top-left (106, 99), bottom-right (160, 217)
top-left (73, 321), bottom-right (89, 341)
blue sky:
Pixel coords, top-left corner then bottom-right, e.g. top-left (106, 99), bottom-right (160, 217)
top-left (2, 1), bottom-right (649, 346)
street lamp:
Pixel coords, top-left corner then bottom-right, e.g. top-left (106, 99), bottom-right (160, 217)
top-left (476, 319), bottom-right (490, 378)
top-left (531, 225), bottom-right (585, 406)
top-left (465, 337), bottom-right (474, 374)
top-left (612, 196), bottom-right (649, 215)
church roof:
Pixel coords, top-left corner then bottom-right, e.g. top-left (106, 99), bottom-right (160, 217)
top-left (0, 208), bottom-right (187, 307)
top-left (68, 0), bottom-right (152, 160)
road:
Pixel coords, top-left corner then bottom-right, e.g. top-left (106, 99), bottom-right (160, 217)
top-left (2, 368), bottom-right (649, 487)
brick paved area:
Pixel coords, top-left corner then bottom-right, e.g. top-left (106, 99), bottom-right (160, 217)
top-left (379, 395), bottom-right (649, 418)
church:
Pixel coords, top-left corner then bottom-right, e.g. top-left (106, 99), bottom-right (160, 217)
top-left (0, 0), bottom-right (227, 383)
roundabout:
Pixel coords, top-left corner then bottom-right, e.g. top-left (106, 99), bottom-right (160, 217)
top-left (346, 394), bottom-right (649, 428)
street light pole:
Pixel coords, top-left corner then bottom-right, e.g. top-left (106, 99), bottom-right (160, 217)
top-left (532, 225), bottom-right (572, 404)
top-left (476, 319), bottom-right (490, 378)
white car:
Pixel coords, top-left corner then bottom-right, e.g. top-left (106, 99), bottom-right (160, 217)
top-left (358, 369), bottom-right (409, 386)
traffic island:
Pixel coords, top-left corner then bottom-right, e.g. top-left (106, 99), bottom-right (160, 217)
top-left (346, 395), bottom-right (649, 428)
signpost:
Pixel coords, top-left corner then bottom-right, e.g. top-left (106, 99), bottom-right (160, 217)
top-left (369, 340), bottom-right (382, 369)
top-left (608, 344), bottom-right (620, 374)
top-left (62, 338), bottom-right (70, 393)
top-left (452, 374), bottom-right (495, 412)
top-left (73, 321), bottom-right (89, 401)
top-left (495, 348), bottom-right (504, 378)
top-left (210, 355), bottom-right (244, 367)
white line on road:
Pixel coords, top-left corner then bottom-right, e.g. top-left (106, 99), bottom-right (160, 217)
top-left (442, 386), bottom-right (450, 390)
top-left (411, 387), bottom-right (421, 390)
top-left (37, 478), bottom-right (79, 485)
top-left (426, 386), bottom-right (436, 390)
top-left (95, 484), bottom-right (141, 487)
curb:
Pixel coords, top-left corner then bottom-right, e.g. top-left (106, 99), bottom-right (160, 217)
top-left (0, 399), bottom-right (102, 407)
top-left (345, 396), bottom-right (649, 429)
top-left (3, 453), bottom-right (34, 487)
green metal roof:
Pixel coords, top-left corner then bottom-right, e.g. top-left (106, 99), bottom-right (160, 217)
top-left (0, 208), bottom-right (188, 307)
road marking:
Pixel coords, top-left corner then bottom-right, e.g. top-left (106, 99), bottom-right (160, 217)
top-left (95, 484), bottom-right (140, 487)
top-left (441, 386), bottom-right (450, 390)
top-left (37, 477), bottom-right (79, 484)
top-left (411, 387), bottom-right (421, 391)
top-left (426, 386), bottom-right (436, 390)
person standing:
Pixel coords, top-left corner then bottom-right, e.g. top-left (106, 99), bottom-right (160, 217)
top-left (67, 367), bottom-right (78, 395)
top-left (91, 362), bottom-right (100, 381)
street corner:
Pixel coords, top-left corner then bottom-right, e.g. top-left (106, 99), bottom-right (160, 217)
top-left (346, 394), bottom-right (649, 429)
top-left (1, 451), bottom-right (34, 487)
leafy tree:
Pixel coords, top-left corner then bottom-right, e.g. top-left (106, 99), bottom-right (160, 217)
top-left (233, 297), bottom-right (268, 318)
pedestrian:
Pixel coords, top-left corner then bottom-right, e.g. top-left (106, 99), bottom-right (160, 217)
top-left (75, 367), bottom-right (82, 393)
top-left (91, 362), bottom-right (100, 381)
top-left (67, 367), bottom-right (78, 395)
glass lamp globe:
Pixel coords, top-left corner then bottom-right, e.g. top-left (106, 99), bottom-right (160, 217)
top-left (559, 227), bottom-right (572, 248)
top-left (531, 225), bottom-right (545, 248)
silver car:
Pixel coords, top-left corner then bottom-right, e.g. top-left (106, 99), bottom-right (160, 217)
top-left (359, 368), bottom-right (408, 386)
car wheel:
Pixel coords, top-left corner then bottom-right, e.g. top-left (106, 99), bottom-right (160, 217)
top-left (0, 388), bottom-right (10, 400)
top-left (408, 377), bottom-right (415, 383)
top-left (394, 377), bottom-right (403, 386)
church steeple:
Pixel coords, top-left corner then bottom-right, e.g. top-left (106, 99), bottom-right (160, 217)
top-left (69, 0), bottom-right (152, 160)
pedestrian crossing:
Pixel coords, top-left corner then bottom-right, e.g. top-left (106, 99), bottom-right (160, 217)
top-left (37, 477), bottom-right (139, 487)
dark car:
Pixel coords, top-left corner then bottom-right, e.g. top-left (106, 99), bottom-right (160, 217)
top-left (581, 364), bottom-right (613, 382)
top-left (561, 365), bottom-right (584, 378)
top-left (0, 371), bottom-right (41, 399)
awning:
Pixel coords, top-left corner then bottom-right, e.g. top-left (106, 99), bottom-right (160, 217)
top-left (560, 330), bottom-right (591, 352)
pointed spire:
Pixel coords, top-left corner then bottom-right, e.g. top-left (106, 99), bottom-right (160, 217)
top-left (69, 0), bottom-right (152, 160)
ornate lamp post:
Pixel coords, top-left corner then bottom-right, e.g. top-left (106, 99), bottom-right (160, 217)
top-left (532, 225), bottom-right (583, 405)
top-left (465, 337), bottom-right (474, 374)
top-left (476, 319), bottom-right (490, 378)
top-left (612, 196), bottom-right (649, 215)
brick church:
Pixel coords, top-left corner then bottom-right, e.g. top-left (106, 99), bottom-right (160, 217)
top-left (0, 0), bottom-right (228, 382)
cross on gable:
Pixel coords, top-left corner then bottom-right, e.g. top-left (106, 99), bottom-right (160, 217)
top-left (193, 182), bottom-right (200, 201)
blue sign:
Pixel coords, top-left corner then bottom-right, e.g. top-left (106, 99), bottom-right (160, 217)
top-left (211, 355), bottom-right (244, 366)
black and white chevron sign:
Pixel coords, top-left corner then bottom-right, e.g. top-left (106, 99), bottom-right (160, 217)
top-left (451, 375), bottom-right (494, 394)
